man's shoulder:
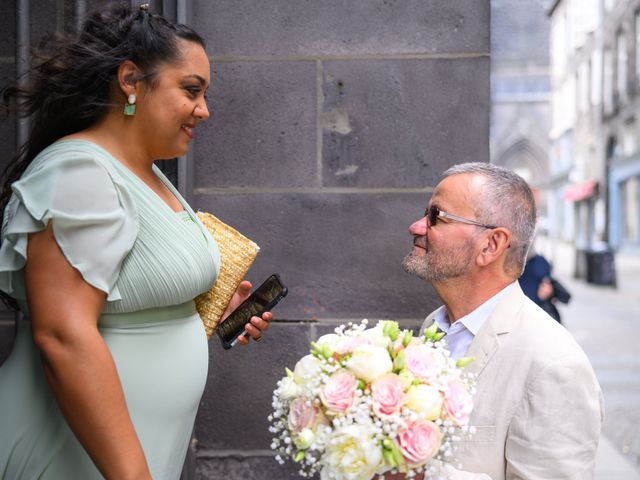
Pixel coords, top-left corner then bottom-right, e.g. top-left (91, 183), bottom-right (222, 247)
top-left (494, 293), bottom-right (591, 367)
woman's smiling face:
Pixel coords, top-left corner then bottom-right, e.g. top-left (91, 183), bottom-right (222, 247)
top-left (135, 40), bottom-right (210, 160)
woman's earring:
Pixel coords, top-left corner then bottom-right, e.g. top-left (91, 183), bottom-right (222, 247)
top-left (124, 94), bottom-right (136, 116)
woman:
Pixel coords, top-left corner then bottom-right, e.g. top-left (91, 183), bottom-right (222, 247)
top-left (0, 4), bottom-right (270, 479)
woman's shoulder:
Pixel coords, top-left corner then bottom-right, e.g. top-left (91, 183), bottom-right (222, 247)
top-left (29, 139), bottom-right (118, 174)
top-left (12, 139), bottom-right (137, 222)
top-left (19, 139), bottom-right (130, 200)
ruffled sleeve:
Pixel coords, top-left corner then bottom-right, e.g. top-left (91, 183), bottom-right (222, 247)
top-left (0, 146), bottom-right (138, 302)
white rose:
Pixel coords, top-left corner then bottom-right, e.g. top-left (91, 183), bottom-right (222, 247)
top-left (294, 354), bottom-right (322, 382)
top-left (320, 424), bottom-right (383, 480)
top-left (317, 333), bottom-right (341, 347)
top-left (347, 344), bottom-right (393, 383)
top-left (405, 384), bottom-right (443, 421)
top-left (361, 325), bottom-right (392, 349)
top-left (277, 376), bottom-right (302, 400)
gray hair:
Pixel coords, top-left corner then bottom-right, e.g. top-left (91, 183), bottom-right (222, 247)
top-left (441, 162), bottom-right (537, 277)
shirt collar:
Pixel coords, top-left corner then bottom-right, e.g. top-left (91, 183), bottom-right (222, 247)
top-left (432, 282), bottom-right (517, 336)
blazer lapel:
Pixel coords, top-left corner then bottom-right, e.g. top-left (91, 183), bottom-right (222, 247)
top-left (466, 321), bottom-right (500, 377)
top-left (464, 283), bottom-right (525, 378)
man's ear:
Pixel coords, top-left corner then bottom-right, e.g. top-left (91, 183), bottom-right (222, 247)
top-left (476, 228), bottom-right (511, 267)
top-left (116, 60), bottom-right (142, 98)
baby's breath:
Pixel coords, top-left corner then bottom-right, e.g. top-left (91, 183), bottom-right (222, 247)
top-left (269, 319), bottom-right (476, 479)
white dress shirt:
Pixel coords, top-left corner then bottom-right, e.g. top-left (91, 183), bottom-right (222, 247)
top-left (428, 282), bottom-right (517, 360)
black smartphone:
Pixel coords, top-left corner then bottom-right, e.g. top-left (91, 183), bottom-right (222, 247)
top-left (216, 274), bottom-right (288, 349)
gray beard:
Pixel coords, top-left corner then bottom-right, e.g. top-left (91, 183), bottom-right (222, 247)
top-left (401, 242), bottom-right (474, 282)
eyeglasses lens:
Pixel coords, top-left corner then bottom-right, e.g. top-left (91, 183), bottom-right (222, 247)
top-left (426, 206), bottom-right (438, 226)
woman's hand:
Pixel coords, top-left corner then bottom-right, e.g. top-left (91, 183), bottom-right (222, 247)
top-left (221, 280), bottom-right (272, 345)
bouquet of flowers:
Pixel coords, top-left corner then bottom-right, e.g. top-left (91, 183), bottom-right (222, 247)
top-left (269, 320), bottom-right (476, 480)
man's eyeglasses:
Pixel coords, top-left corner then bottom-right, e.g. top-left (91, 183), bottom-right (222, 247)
top-left (425, 205), bottom-right (498, 230)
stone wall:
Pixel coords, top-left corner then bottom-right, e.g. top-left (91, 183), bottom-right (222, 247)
top-left (0, 1), bottom-right (490, 478)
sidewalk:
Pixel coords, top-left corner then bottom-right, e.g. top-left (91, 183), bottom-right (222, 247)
top-left (537, 237), bottom-right (640, 479)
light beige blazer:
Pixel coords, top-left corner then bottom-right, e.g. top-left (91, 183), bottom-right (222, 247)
top-left (422, 283), bottom-right (604, 480)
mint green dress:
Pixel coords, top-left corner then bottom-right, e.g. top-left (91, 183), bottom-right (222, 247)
top-left (0, 140), bottom-right (220, 479)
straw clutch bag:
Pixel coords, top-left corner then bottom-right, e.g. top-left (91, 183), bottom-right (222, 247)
top-left (195, 211), bottom-right (260, 338)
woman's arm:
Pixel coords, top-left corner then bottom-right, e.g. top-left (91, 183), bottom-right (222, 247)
top-left (26, 223), bottom-right (151, 480)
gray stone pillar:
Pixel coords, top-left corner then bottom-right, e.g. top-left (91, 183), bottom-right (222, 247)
top-left (191, 1), bottom-right (489, 478)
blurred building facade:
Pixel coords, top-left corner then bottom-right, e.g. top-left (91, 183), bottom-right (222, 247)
top-left (490, 0), bottom-right (551, 221)
top-left (549, 0), bottom-right (640, 257)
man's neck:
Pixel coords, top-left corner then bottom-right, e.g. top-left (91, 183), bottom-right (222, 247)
top-left (433, 275), bottom-right (513, 324)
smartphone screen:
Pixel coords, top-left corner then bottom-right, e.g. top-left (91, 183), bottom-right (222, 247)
top-left (216, 274), bottom-right (288, 349)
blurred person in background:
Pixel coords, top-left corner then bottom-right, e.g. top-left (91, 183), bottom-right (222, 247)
top-left (519, 248), bottom-right (571, 324)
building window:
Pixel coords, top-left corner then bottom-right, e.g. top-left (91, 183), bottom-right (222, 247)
top-left (591, 50), bottom-right (602, 106)
top-left (635, 10), bottom-right (640, 85)
top-left (604, 47), bottom-right (614, 115)
top-left (578, 62), bottom-right (590, 113)
top-left (617, 30), bottom-right (628, 103)
top-left (623, 119), bottom-right (637, 156)
top-left (621, 175), bottom-right (639, 244)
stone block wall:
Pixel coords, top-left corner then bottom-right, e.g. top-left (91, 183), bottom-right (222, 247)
top-left (190, 1), bottom-right (489, 477)
top-left (0, 1), bottom-right (489, 478)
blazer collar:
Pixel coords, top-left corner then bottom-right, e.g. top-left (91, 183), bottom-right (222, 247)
top-left (465, 282), bottom-right (525, 377)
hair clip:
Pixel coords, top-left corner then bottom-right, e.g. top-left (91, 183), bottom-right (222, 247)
top-left (139, 4), bottom-right (150, 12)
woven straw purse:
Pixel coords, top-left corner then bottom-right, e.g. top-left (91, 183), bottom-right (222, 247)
top-left (195, 211), bottom-right (260, 338)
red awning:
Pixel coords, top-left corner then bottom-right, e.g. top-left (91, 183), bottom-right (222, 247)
top-left (563, 180), bottom-right (598, 201)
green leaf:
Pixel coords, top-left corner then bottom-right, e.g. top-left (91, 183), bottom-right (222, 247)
top-left (382, 438), bottom-right (401, 467)
top-left (402, 330), bottom-right (413, 347)
top-left (310, 342), bottom-right (322, 358)
top-left (383, 447), bottom-right (396, 467)
top-left (456, 356), bottom-right (476, 368)
top-left (294, 451), bottom-right (305, 462)
top-left (381, 320), bottom-right (400, 341)
top-left (393, 350), bottom-right (406, 372)
top-left (423, 321), bottom-right (439, 340)
top-left (311, 342), bottom-right (332, 359)
top-left (389, 441), bottom-right (405, 466)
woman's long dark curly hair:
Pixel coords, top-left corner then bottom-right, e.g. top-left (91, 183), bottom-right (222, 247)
top-left (0, 3), bottom-right (205, 309)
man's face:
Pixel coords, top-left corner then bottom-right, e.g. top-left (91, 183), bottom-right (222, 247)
top-left (402, 174), bottom-right (485, 282)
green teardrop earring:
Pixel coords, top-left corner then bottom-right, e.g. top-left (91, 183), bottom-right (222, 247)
top-left (124, 93), bottom-right (136, 116)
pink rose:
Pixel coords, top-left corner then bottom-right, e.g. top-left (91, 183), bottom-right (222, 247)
top-left (371, 374), bottom-right (406, 416)
top-left (320, 371), bottom-right (357, 413)
top-left (404, 345), bottom-right (442, 383)
top-left (287, 397), bottom-right (319, 433)
top-left (395, 419), bottom-right (443, 467)
top-left (443, 379), bottom-right (473, 426)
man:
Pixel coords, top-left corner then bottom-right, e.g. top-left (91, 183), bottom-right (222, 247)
top-left (402, 163), bottom-right (603, 479)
